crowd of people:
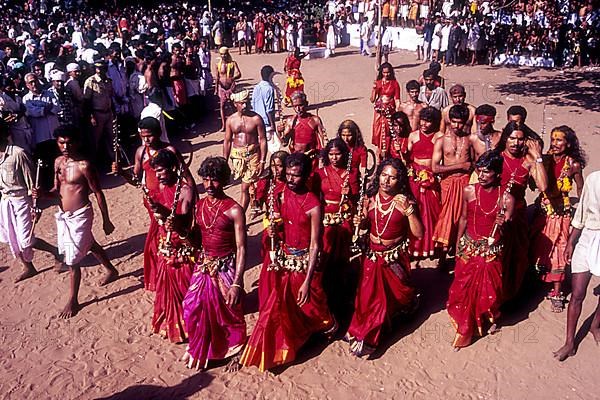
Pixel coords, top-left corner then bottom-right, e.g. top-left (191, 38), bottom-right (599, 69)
top-left (345, 0), bottom-right (599, 67)
top-left (0, 0), bottom-right (599, 377)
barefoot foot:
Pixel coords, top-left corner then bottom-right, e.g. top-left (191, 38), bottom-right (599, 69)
top-left (225, 354), bottom-right (242, 372)
top-left (15, 267), bottom-right (38, 283)
top-left (553, 343), bottom-right (576, 361)
top-left (59, 300), bottom-right (80, 319)
top-left (100, 268), bottom-right (119, 286)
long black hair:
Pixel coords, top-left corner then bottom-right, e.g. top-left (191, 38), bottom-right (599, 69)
top-left (321, 137), bottom-right (349, 167)
top-left (552, 125), bottom-right (587, 168)
top-left (336, 119), bottom-right (365, 147)
top-left (391, 111), bottom-right (411, 138)
top-left (366, 157), bottom-right (414, 201)
top-left (497, 121), bottom-right (543, 152)
top-left (268, 150), bottom-right (289, 180)
top-left (376, 62), bottom-right (396, 81)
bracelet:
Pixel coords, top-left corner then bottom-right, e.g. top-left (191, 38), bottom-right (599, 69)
top-left (231, 283), bottom-right (243, 290)
top-left (403, 205), bottom-right (415, 216)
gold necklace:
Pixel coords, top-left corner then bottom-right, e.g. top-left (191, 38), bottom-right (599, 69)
top-left (201, 198), bottom-right (224, 230)
top-left (374, 194), bottom-right (396, 243)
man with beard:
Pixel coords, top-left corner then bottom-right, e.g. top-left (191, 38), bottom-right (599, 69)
top-left (33, 125), bottom-right (118, 318)
top-left (399, 80), bottom-right (424, 132)
top-left (418, 69), bottom-right (449, 111)
top-left (223, 89), bottom-right (267, 212)
top-left (240, 153), bottom-right (336, 371)
top-left (497, 121), bottom-right (547, 301)
top-left (439, 84), bottom-right (475, 134)
top-left (431, 104), bottom-right (473, 261)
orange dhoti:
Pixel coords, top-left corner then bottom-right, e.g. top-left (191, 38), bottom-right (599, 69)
top-left (433, 173), bottom-right (470, 248)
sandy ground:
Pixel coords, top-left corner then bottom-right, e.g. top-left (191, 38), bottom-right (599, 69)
top-left (1, 47), bottom-right (600, 400)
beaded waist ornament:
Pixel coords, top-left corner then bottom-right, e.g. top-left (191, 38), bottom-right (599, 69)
top-left (457, 234), bottom-right (503, 262)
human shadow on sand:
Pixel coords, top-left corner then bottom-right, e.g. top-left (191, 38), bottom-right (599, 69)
top-left (368, 267), bottom-right (454, 360)
top-left (78, 234), bottom-right (146, 268)
top-left (95, 372), bottom-right (214, 400)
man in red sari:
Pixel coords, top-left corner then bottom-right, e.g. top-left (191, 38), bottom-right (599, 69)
top-left (346, 158), bottom-right (423, 357)
top-left (432, 105), bottom-right (473, 262)
top-left (448, 150), bottom-right (515, 349)
top-left (498, 121), bottom-right (547, 301)
top-left (314, 138), bottom-right (360, 317)
top-left (148, 150), bottom-right (195, 343)
top-left (240, 153), bottom-right (336, 371)
top-left (406, 107), bottom-right (443, 261)
top-left (113, 116), bottom-right (194, 292)
top-left (179, 156), bottom-right (247, 371)
top-left (370, 62), bottom-right (401, 160)
top-left (282, 92), bottom-right (327, 168)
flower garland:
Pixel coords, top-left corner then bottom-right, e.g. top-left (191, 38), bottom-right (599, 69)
top-left (541, 157), bottom-right (572, 217)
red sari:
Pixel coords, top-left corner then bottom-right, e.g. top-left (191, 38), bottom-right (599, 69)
top-left (447, 184), bottom-right (504, 348)
top-left (150, 183), bottom-right (194, 343)
top-left (408, 131), bottom-right (441, 257)
top-left (314, 165), bottom-right (360, 312)
top-left (530, 156), bottom-right (572, 283)
top-left (142, 148), bottom-right (160, 291)
top-left (348, 144), bottom-right (368, 171)
top-left (347, 199), bottom-right (415, 348)
top-left (371, 79), bottom-right (401, 152)
top-left (500, 151), bottom-right (531, 301)
top-left (241, 187), bottom-right (335, 371)
top-left (256, 177), bottom-right (286, 308)
top-left (182, 196), bottom-right (247, 368)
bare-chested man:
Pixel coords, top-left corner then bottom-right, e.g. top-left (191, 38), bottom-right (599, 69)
top-left (431, 104), bottom-right (473, 259)
top-left (439, 84), bottom-right (476, 134)
top-left (470, 104), bottom-right (501, 159)
top-left (282, 91), bottom-right (327, 166)
top-left (223, 89), bottom-right (267, 211)
top-left (215, 47), bottom-right (242, 132)
top-left (399, 80), bottom-right (424, 131)
top-left (34, 125), bottom-right (118, 318)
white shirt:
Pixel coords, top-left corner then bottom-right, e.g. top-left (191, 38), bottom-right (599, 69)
top-left (572, 171), bottom-right (600, 230)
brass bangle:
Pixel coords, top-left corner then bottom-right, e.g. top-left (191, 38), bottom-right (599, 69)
top-left (231, 283), bottom-right (243, 290)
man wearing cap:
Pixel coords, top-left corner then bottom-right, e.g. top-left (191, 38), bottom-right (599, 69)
top-left (65, 63), bottom-right (83, 128)
top-left (22, 72), bottom-right (60, 189)
top-left (215, 47), bottom-right (241, 132)
top-left (83, 60), bottom-right (114, 166)
top-left (49, 70), bottom-right (75, 127)
top-left (223, 89), bottom-right (267, 212)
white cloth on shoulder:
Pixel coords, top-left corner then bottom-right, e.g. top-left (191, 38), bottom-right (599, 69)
top-left (571, 228), bottom-right (600, 277)
top-left (0, 196), bottom-right (34, 262)
top-left (55, 204), bottom-right (94, 266)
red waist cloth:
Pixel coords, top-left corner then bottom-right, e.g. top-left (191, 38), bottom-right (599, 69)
top-left (240, 270), bottom-right (333, 371)
top-left (447, 254), bottom-right (503, 348)
top-left (348, 243), bottom-right (414, 347)
top-left (432, 173), bottom-right (470, 247)
top-left (196, 196), bottom-right (237, 258)
top-left (143, 199), bottom-right (159, 291)
top-left (408, 164), bottom-right (441, 257)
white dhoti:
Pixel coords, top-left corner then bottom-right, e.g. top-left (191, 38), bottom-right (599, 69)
top-left (266, 128), bottom-right (282, 154)
top-left (571, 228), bottom-right (600, 276)
top-left (0, 196), bottom-right (34, 262)
top-left (55, 204), bottom-right (94, 266)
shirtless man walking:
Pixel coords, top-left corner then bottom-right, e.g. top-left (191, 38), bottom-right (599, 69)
top-left (431, 104), bottom-right (473, 260)
top-left (439, 84), bottom-right (476, 134)
top-left (34, 125), bottom-right (118, 318)
top-left (215, 47), bottom-right (242, 132)
top-left (399, 80), bottom-right (424, 131)
top-left (223, 89), bottom-right (267, 212)
top-left (469, 104), bottom-right (501, 159)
